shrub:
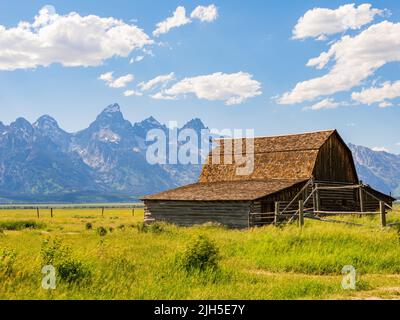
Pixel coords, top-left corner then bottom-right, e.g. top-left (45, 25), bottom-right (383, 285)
top-left (57, 259), bottom-right (91, 284)
top-left (96, 226), bottom-right (107, 237)
top-left (0, 220), bottom-right (45, 231)
top-left (85, 222), bottom-right (93, 230)
top-left (117, 224), bottom-right (126, 231)
top-left (179, 235), bottom-right (220, 272)
top-left (136, 222), bottom-right (165, 234)
top-left (41, 238), bottom-right (70, 265)
top-left (41, 238), bottom-right (91, 284)
top-left (0, 248), bottom-right (17, 277)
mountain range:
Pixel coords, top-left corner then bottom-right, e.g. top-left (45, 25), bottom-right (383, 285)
top-left (0, 103), bottom-right (398, 203)
top-left (349, 144), bottom-right (400, 198)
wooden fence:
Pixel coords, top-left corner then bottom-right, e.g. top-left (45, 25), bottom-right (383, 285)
top-left (0, 203), bottom-right (145, 218)
top-left (250, 181), bottom-right (398, 229)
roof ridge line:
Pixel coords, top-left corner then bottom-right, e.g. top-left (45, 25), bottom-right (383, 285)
top-left (214, 129), bottom-right (336, 141)
top-left (207, 148), bottom-right (321, 156)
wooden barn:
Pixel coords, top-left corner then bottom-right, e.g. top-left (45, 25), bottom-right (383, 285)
top-left (142, 130), bottom-right (395, 228)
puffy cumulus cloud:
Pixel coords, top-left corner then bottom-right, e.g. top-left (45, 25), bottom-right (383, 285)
top-left (190, 5), bottom-right (218, 22)
top-left (138, 72), bottom-right (175, 91)
top-left (99, 72), bottom-right (134, 88)
top-left (153, 6), bottom-right (191, 37)
top-left (303, 98), bottom-right (341, 111)
top-left (152, 72), bottom-right (262, 105)
top-left (0, 6), bottom-right (153, 71)
top-left (293, 3), bottom-right (384, 40)
top-left (278, 21), bottom-right (400, 105)
top-left (352, 81), bottom-right (400, 106)
top-left (124, 89), bottom-right (143, 97)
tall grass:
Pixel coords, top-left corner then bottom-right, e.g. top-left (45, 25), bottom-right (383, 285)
top-left (0, 206), bottom-right (399, 299)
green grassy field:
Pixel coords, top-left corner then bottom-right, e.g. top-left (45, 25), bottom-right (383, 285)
top-left (0, 206), bottom-right (399, 300)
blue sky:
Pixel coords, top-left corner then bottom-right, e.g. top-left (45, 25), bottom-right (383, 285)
top-left (0, 0), bottom-right (399, 153)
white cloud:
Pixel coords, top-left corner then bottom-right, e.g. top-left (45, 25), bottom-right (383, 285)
top-left (293, 3), bottom-right (384, 40)
top-left (379, 101), bottom-right (393, 108)
top-left (150, 91), bottom-right (177, 100)
top-left (124, 89), bottom-right (143, 97)
top-left (278, 21), bottom-right (400, 105)
top-left (138, 72), bottom-right (175, 91)
top-left (0, 6), bottom-right (153, 71)
top-left (352, 81), bottom-right (400, 106)
top-left (152, 5), bottom-right (218, 37)
top-left (372, 146), bottom-right (389, 152)
top-left (99, 72), bottom-right (114, 83)
top-left (152, 72), bottom-right (262, 105)
top-left (142, 48), bottom-right (154, 57)
top-left (303, 98), bottom-right (340, 111)
top-left (99, 72), bottom-right (134, 88)
top-left (191, 5), bottom-right (218, 22)
top-left (153, 6), bottom-right (191, 37)
top-left (129, 55), bottom-right (144, 64)
top-left (136, 55), bottom-right (144, 62)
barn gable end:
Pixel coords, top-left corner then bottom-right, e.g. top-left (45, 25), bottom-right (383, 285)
top-left (312, 131), bottom-right (358, 183)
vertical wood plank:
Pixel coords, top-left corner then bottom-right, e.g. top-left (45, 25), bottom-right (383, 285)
top-left (274, 201), bottom-right (280, 225)
top-left (299, 200), bottom-right (304, 228)
top-left (315, 183), bottom-right (321, 212)
top-left (380, 201), bottom-right (386, 227)
top-left (359, 186), bottom-right (364, 212)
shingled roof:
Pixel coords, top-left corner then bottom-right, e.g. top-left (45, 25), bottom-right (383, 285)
top-left (142, 130), bottom-right (336, 201)
top-left (199, 130), bottom-right (335, 183)
top-left (142, 179), bottom-right (308, 201)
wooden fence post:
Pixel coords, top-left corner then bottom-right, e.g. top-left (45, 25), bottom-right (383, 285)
top-left (380, 201), bottom-right (386, 227)
top-left (50, 208), bottom-right (53, 218)
top-left (37, 207), bottom-right (40, 219)
top-left (359, 186), bottom-right (364, 212)
top-left (315, 183), bottom-right (321, 212)
top-left (132, 208), bottom-right (135, 217)
top-left (274, 201), bottom-right (280, 225)
top-left (102, 207), bottom-right (104, 217)
top-left (299, 200), bottom-right (304, 228)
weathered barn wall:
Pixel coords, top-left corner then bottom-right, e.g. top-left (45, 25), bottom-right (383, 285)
top-left (313, 132), bottom-right (358, 183)
top-left (316, 183), bottom-right (359, 211)
top-left (144, 200), bottom-right (251, 228)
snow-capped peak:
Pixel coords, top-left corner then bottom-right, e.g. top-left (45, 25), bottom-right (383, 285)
top-left (102, 103), bottom-right (121, 113)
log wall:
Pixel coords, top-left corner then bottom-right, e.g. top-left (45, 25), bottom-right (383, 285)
top-left (144, 200), bottom-right (251, 228)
